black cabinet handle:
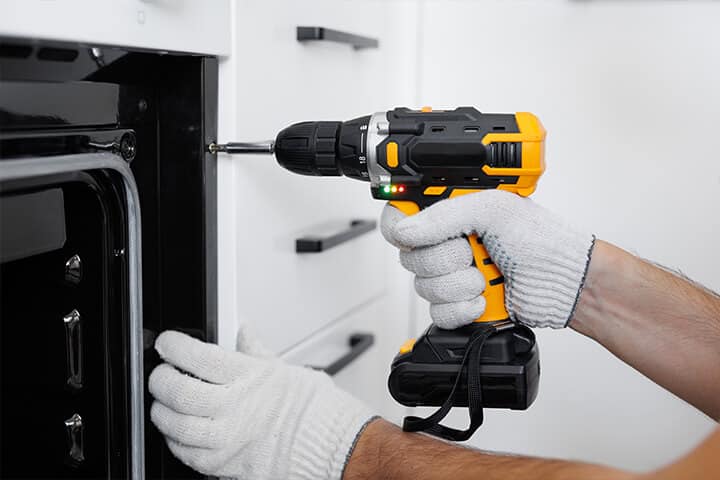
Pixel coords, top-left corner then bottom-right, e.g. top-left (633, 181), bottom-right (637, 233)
top-left (297, 26), bottom-right (379, 50)
top-left (296, 219), bottom-right (376, 253)
top-left (311, 333), bottom-right (375, 376)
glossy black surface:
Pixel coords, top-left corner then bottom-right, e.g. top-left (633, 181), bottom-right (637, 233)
top-left (0, 40), bottom-right (128, 83)
top-left (0, 81), bottom-right (120, 129)
top-left (1, 37), bottom-right (218, 479)
top-left (0, 188), bottom-right (67, 262)
top-left (1, 128), bottom-right (137, 161)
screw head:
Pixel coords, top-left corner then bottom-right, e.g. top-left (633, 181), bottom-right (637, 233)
top-left (120, 133), bottom-right (137, 162)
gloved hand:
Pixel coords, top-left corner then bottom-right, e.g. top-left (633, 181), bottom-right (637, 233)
top-left (148, 329), bottom-right (376, 480)
top-left (381, 190), bottom-right (595, 329)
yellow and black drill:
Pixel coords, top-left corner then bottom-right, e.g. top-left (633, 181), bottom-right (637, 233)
top-left (211, 107), bottom-right (546, 440)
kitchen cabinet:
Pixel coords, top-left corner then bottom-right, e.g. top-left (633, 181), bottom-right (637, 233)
top-left (219, 0), bottom-right (419, 353)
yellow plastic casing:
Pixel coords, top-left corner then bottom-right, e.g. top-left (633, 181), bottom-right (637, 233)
top-left (480, 111), bottom-right (546, 197)
top-left (386, 141), bottom-right (399, 168)
top-left (399, 338), bottom-right (417, 355)
top-left (391, 112), bottom-right (546, 325)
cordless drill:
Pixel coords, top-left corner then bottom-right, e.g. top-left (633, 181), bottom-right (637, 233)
top-left (210, 107), bottom-right (546, 440)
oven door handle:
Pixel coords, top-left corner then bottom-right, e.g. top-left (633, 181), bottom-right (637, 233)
top-left (63, 309), bottom-right (83, 389)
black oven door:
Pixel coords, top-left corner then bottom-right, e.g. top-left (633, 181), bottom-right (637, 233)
top-left (1, 153), bottom-right (144, 479)
top-left (1, 40), bottom-right (218, 479)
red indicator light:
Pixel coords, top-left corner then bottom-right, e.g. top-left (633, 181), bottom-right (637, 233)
top-left (398, 186), bottom-right (406, 193)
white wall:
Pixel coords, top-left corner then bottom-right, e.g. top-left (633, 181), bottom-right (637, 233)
top-left (412, 0), bottom-right (719, 472)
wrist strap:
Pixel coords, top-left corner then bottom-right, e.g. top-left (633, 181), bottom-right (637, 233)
top-left (402, 322), bottom-right (510, 441)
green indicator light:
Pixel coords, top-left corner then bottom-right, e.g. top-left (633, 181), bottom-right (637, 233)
top-left (383, 186), bottom-right (390, 193)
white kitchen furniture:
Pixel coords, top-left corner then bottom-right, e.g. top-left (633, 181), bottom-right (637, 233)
top-left (217, 1), bottom-right (419, 421)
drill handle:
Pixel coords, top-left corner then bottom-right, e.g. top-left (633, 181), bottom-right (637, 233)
top-left (467, 234), bottom-right (509, 322)
top-left (390, 200), bottom-right (509, 323)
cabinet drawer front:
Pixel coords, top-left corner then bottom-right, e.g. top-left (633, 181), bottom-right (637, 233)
top-left (238, 211), bottom-right (388, 353)
top-left (283, 297), bottom-right (409, 422)
top-left (234, 0), bottom-right (409, 135)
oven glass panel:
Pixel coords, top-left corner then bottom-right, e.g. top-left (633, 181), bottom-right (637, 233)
top-left (1, 173), bottom-right (130, 479)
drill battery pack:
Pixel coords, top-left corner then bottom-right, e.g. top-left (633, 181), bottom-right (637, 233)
top-left (388, 323), bottom-right (540, 410)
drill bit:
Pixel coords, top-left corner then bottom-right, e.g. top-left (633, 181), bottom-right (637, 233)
top-left (208, 140), bottom-right (275, 155)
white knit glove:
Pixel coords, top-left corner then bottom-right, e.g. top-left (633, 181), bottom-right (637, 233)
top-left (381, 190), bottom-right (595, 329)
top-left (148, 329), bottom-right (376, 480)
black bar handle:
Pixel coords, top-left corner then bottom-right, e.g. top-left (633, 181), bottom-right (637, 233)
top-left (296, 219), bottom-right (376, 253)
top-left (297, 26), bottom-right (379, 50)
top-left (311, 333), bottom-right (375, 376)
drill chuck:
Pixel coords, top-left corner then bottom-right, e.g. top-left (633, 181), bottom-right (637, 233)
top-left (274, 116), bottom-right (371, 180)
top-left (274, 121), bottom-right (343, 176)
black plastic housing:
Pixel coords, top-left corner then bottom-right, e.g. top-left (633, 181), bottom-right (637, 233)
top-left (389, 324), bottom-right (540, 409)
top-left (371, 107), bottom-right (522, 208)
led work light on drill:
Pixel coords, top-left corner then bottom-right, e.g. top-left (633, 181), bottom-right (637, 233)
top-left (210, 107), bottom-right (546, 441)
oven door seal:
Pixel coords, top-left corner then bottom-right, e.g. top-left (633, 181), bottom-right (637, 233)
top-left (0, 152), bottom-right (145, 480)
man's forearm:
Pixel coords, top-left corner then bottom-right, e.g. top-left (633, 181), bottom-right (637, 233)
top-left (571, 240), bottom-right (720, 420)
top-left (344, 419), bottom-right (635, 480)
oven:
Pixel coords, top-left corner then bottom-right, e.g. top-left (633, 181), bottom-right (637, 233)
top-left (0, 39), bottom-right (218, 479)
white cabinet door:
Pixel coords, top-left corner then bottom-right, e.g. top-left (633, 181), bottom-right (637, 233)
top-left (233, 0), bottom-right (417, 137)
top-left (218, 0), bottom-right (418, 353)
top-left (283, 295), bottom-right (410, 423)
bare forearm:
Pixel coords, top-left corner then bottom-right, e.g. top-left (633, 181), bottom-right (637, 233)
top-left (344, 419), bottom-right (635, 480)
top-left (571, 240), bottom-right (720, 420)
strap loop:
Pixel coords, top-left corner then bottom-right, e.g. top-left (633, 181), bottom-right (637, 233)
top-left (402, 323), bottom-right (504, 441)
